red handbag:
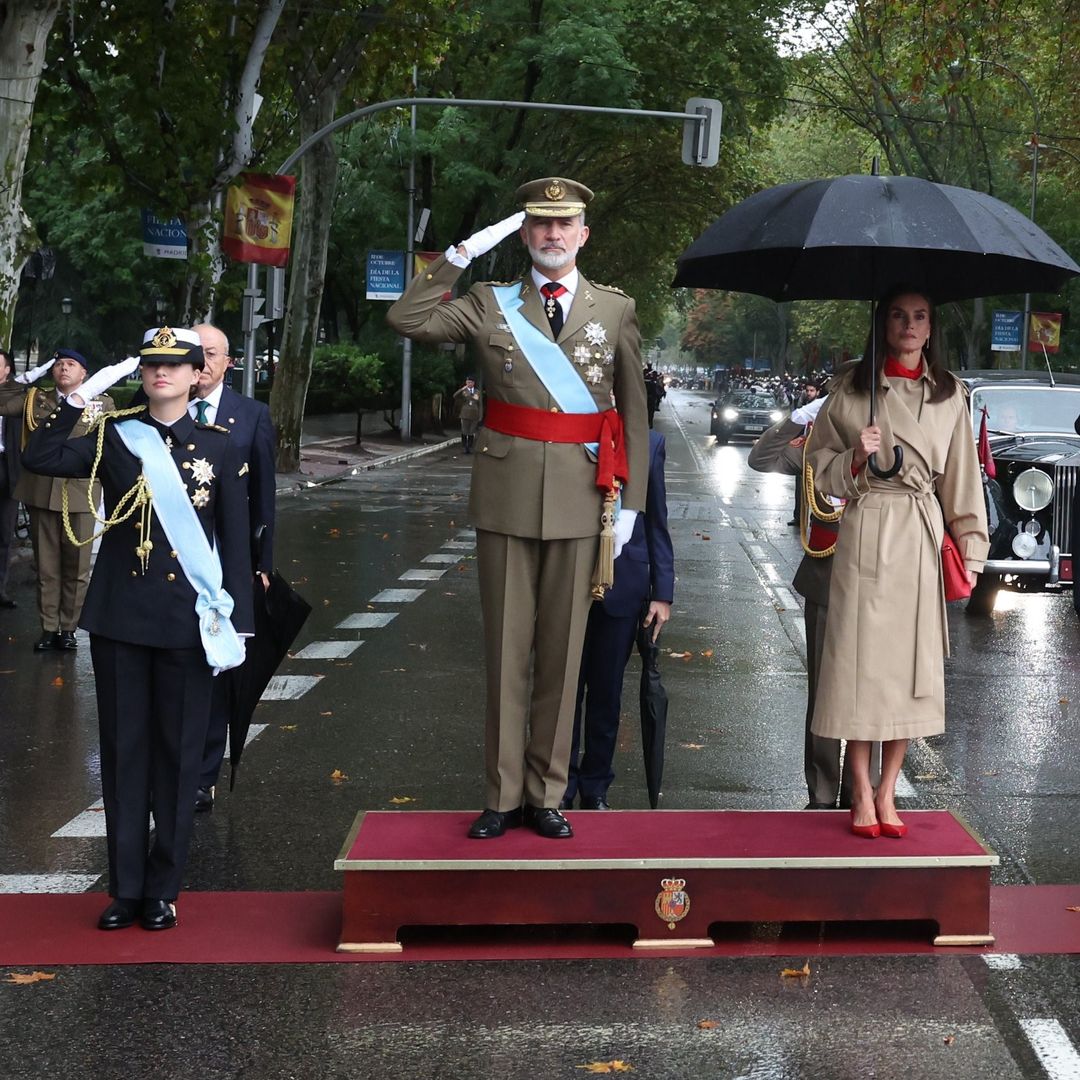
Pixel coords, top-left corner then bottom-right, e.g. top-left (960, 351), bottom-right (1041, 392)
top-left (941, 529), bottom-right (971, 601)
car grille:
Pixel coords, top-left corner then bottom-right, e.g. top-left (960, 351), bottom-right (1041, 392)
top-left (1052, 462), bottom-right (1078, 556)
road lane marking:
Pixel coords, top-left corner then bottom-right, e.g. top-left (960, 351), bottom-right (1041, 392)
top-left (399, 568), bottom-right (450, 581)
top-left (742, 531), bottom-right (756, 542)
top-left (774, 587), bottom-right (799, 610)
top-left (293, 641), bottom-right (363, 660)
top-left (53, 801), bottom-right (107, 838)
top-left (733, 516), bottom-right (749, 528)
top-left (441, 541), bottom-right (475, 550)
top-left (337, 612), bottom-right (397, 629)
top-left (895, 771), bottom-right (917, 799)
top-left (760, 563), bottom-right (781, 584)
top-left (1019, 1019), bottom-right (1080, 1079)
top-left (260, 675), bottom-right (323, 701)
top-left (0, 873), bottom-right (100, 893)
top-left (422, 554), bottom-right (461, 563)
top-left (369, 588), bottom-right (424, 603)
top-left (982, 954), bottom-right (1022, 970)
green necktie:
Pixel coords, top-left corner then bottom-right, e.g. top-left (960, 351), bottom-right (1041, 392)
top-left (194, 400), bottom-right (210, 424)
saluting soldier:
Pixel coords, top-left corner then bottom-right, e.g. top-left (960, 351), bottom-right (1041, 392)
top-left (452, 375), bottom-right (483, 454)
top-left (23, 327), bottom-right (254, 932)
top-left (388, 177), bottom-right (648, 839)
top-left (0, 349), bottom-right (119, 650)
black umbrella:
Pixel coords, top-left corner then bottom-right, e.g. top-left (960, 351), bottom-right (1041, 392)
top-left (673, 169), bottom-right (1080, 476)
top-left (227, 570), bottom-right (312, 789)
top-left (636, 609), bottom-right (669, 809)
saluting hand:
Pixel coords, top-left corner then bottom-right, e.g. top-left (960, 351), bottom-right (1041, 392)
top-left (852, 424), bottom-right (882, 468)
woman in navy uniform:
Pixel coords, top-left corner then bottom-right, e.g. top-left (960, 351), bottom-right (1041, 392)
top-left (23, 327), bottom-right (254, 931)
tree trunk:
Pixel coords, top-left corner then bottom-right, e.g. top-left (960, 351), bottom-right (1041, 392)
top-left (271, 90), bottom-right (341, 472)
top-left (0, 0), bottom-right (60, 346)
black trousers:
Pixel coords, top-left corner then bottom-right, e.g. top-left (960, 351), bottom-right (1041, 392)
top-left (0, 459), bottom-right (17, 598)
top-left (91, 635), bottom-right (212, 900)
top-left (200, 674), bottom-right (230, 788)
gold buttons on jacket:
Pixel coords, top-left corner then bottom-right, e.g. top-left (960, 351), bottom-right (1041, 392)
top-left (550, 406), bottom-right (558, 413)
top-left (182, 462), bottom-right (191, 470)
top-left (169, 550), bottom-right (178, 558)
top-left (130, 570), bottom-right (137, 577)
top-left (166, 573), bottom-right (176, 582)
top-left (186, 443), bottom-right (195, 451)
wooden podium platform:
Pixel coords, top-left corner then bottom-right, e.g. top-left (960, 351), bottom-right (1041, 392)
top-left (334, 810), bottom-right (998, 953)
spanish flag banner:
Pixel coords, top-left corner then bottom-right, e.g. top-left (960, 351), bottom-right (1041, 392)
top-left (1029, 311), bottom-right (1063, 354)
top-left (223, 173), bottom-right (296, 267)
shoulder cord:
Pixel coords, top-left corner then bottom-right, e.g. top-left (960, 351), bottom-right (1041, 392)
top-left (800, 422), bottom-right (843, 559)
top-left (61, 407), bottom-right (154, 571)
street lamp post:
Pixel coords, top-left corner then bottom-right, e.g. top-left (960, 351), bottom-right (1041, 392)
top-left (61, 296), bottom-right (73, 342)
top-left (967, 57), bottom-right (1040, 370)
top-left (155, 297), bottom-right (167, 326)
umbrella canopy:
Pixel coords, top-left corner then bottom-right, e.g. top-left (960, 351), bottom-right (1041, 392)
top-left (636, 615), bottom-right (669, 810)
top-left (227, 571), bottom-right (312, 789)
top-left (672, 173), bottom-right (1080, 303)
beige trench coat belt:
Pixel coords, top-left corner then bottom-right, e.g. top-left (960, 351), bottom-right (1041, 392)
top-left (863, 478), bottom-right (946, 699)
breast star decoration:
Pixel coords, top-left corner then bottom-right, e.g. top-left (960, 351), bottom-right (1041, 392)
top-left (583, 321), bottom-right (608, 347)
top-left (191, 487), bottom-right (210, 509)
top-left (572, 343), bottom-right (591, 367)
top-left (190, 458), bottom-right (215, 486)
top-left (603, 349), bottom-right (615, 366)
top-left (585, 364), bottom-right (604, 385)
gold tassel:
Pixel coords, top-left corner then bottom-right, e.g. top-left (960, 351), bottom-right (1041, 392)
top-left (591, 490), bottom-right (618, 600)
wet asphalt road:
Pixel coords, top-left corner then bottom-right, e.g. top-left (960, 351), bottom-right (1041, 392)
top-left (1, 389), bottom-right (1080, 1079)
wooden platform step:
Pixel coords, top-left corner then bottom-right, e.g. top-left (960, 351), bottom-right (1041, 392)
top-left (334, 809), bottom-right (998, 953)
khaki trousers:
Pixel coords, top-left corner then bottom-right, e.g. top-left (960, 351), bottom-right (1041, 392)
top-left (29, 506), bottom-right (93, 632)
top-left (476, 529), bottom-right (599, 811)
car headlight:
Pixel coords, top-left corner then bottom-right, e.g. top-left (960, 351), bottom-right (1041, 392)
top-left (769, 410), bottom-right (783, 423)
top-left (1013, 468), bottom-right (1053, 512)
top-left (722, 407), bottom-right (738, 421)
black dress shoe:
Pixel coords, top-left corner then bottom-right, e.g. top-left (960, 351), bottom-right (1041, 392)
top-left (523, 805), bottom-right (574, 838)
top-left (194, 786), bottom-right (215, 812)
top-left (806, 800), bottom-right (838, 810)
top-left (579, 796), bottom-right (612, 811)
top-left (58, 630), bottom-right (78, 650)
top-left (98, 898), bottom-right (141, 931)
top-left (34, 631), bottom-right (60, 652)
top-left (141, 899), bottom-right (177, 931)
top-left (467, 807), bottom-right (523, 839)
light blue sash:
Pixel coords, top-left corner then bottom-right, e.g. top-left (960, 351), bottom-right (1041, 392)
top-left (115, 420), bottom-right (245, 673)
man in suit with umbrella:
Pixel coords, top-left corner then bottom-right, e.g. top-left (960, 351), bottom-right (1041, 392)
top-left (562, 428), bottom-right (673, 809)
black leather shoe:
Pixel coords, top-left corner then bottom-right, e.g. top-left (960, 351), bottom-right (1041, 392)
top-left (524, 805), bottom-right (574, 838)
top-left (194, 786), bottom-right (215, 812)
top-left (806, 800), bottom-right (837, 810)
top-left (141, 899), bottom-right (177, 931)
top-left (34, 631), bottom-right (60, 652)
top-left (58, 630), bottom-right (78, 650)
top-left (467, 807), bottom-right (523, 839)
top-left (98, 898), bottom-right (141, 930)
top-left (579, 796), bottom-right (611, 811)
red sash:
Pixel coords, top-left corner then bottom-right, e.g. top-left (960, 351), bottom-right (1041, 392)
top-left (483, 398), bottom-right (628, 492)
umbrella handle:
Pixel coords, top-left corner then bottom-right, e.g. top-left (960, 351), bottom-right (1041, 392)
top-left (868, 445), bottom-right (903, 478)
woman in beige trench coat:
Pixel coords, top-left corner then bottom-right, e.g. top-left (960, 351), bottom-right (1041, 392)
top-left (807, 287), bottom-right (989, 839)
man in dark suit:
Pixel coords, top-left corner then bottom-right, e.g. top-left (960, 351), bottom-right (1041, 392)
top-left (190, 324), bottom-right (276, 810)
top-left (562, 428), bottom-right (674, 809)
top-left (0, 348), bottom-right (20, 609)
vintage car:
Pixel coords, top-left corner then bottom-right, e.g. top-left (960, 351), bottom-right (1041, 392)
top-left (959, 370), bottom-right (1080, 615)
top-left (710, 390), bottom-right (785, 444)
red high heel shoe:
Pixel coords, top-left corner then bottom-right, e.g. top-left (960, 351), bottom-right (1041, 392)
top-left (850, 812), bottom-right (880, 839)
top-left (879, 821), bottom-right (908, 839)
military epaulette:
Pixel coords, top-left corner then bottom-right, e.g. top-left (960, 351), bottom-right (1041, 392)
top-left (200, 422), bottom-right (231, 434)
top-left (590, 282), bottom-right (628, 296)
top-left (87, 403), bottom-right (145, 433)
top-left (480, 279), bottom-right (519, 288)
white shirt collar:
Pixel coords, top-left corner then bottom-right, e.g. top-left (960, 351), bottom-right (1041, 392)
top-left (530, 266), bottom-right (579, 302)
top-left (191, 380), bottom-right (225, 419)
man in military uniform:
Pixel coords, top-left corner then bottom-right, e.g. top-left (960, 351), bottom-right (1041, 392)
top-left (452, 375), bottom-right (483, 453)
top-left (23, 327), bottom-right (254, 931)
top-left (0, 348), bottom-right (21, 609)
top-left (0, 349), bottom-right (119, 650)
top-left (388, 177), bottom-right (648, 839)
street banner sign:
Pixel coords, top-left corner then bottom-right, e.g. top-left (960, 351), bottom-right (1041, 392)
top-left (141, 210), bottom-right (188, 260)
top-left (990, 310), bottom-right (1023, 352)
top-left (367, 250), bottom-right (406, 300)
top-left (1030, 311), bottom-right (1063, 354)
top-left (223, 173), bottom-right (296, 267)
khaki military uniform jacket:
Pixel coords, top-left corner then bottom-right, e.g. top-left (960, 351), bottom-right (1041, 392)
top-left (388, 256), bottom-right (648, 540)
top-left (0, 384), bottom-right (115, 511)
top-left (807, 367), bottom-right (989, 741)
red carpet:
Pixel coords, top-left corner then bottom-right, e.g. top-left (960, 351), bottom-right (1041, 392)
top-left (1, 886), bottom-right (1079, 965)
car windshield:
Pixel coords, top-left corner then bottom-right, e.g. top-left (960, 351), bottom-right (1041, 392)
top-left (969, 385), bottom-right (1080, 436)
top-left (729, 394), bottom-right (775, 409)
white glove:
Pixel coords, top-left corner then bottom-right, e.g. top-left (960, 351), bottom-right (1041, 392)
top-left (445, 211), bottom-right (527, 267)
top-left (613, 508), bottom-right (638, 560)
top-left (15, 359), bottom-right (54, 384)
top-left (791, 395), bottom-right (826, 427)
top-left (69, 355), bottom-right (140, 406)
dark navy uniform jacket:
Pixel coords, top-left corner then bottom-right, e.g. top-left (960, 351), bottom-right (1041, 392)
top-left (600, 429), bottom-right (675, 618)
top-left (23, 402), bottom-right (254, 648)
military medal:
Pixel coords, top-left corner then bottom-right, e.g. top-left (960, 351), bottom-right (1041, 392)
top-left (191, 487), bottom-right (210, 509)
top-left (190, 458), bottom-right (215, 485)
top-left (586, 364), bottom-right (604, 385)
top-left (572, 343), bottom-right (591, 366)
top-left (504, 360), bottom-right (513, 373)
top-left (603, 349), bottom-right (615, 366)
top-left (583, 321), bottom-right (608, 346)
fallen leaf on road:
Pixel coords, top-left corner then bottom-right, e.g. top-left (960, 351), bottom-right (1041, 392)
top-left (280, 725), bottom-right (298, 732)
top-left (668, 651), bottom-right (691, 659)
top-left (5, 972), bottom-right (55, 985)
top-left (1060, 698), bottom-right (1069, 704)
top-left (915, 773), bottom-right (940, 781)
top-left (381, 533), bottom-right (390, 540)
top-left (320, 711), bottom-right (333, 716)
top-left (696, 1019), bottom-right (720, 1029)
top-left (389, 796), bottom-right (415, 805)
top-left (330, 769), bottom-right (348, 782)
top-left (780, 961), bottom-right (811, 978)
top-left (51, 677), bottom-right (64, 687)
top-left (0, 670), bottom-right (14, 675)
top-left (575, 1063), bottom-right (633, 1074)
top-left (701, 649), bottom-right (714, 658)
top-left (702, 534), bottom-right (711, 541)
top-left (943, 1034), bottom-right (956, 1045)
top-left (328, 528), bottom-right (341, 538)
top-left (322, 599), bottom-right (331, 606)
top-left (680, 743), bottom-right (706, 750)
top-left (981, 770), bottom-right (1000, 777)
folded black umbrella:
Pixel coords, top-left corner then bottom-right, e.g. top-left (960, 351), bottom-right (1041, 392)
top-left (636, 610), bottom-right (669, 810)
top-left (227, 570), bottom-right (312, 789)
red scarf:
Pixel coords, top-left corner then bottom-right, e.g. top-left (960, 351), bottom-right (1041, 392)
top-left (883, 355), bottom-right (922, 380)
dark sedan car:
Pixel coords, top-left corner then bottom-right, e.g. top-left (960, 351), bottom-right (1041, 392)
top-left (710, 391), bottom-right (785, 444)
top-left (960, 371), bottom-right (1080, 615)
